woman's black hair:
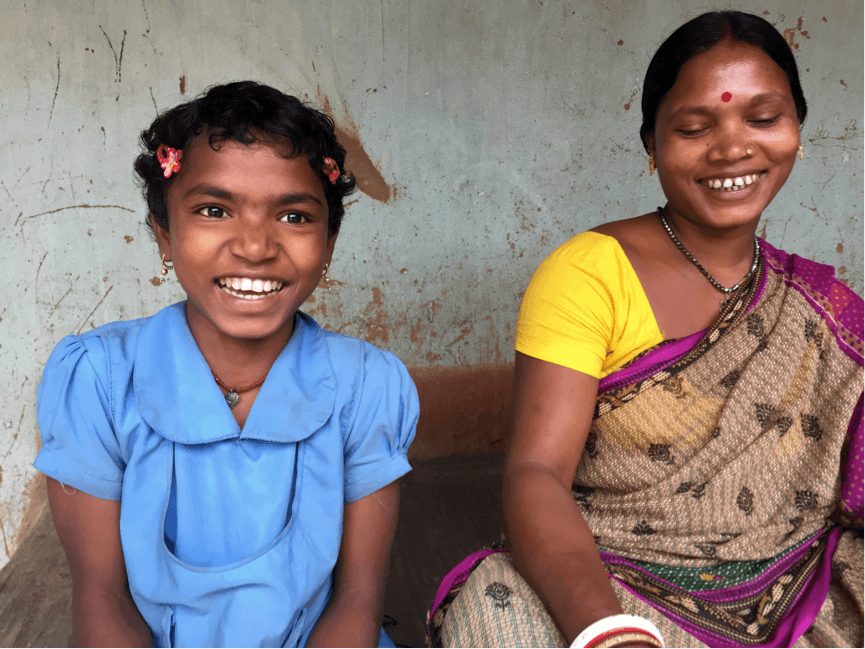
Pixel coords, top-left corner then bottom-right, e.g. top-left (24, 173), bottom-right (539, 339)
top-left (134, 81), bottom-right (356, 236)
top-left (640, 11), bottom-right (808, 152)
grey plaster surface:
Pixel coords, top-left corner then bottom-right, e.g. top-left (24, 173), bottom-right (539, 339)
top-left (0, 0), bottom-right (861, 567)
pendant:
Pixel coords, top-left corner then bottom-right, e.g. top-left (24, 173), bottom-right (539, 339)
top-left (225, 390), bottom-right (240, 409)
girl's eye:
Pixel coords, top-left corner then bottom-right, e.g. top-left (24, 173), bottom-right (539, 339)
top-left (279, 212), bottom-right (309, 224)
top-left (198, 206), bottom-right (227, 219)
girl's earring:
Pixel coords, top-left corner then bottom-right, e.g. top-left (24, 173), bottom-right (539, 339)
top-left (160, 254), bottom-right (174, 284)
top-left (322, 263), bottom-right (333, 291)
top-left (649, 154), bottom-right (656, 176)
top-left (798, 145), bottom-right (804, 160)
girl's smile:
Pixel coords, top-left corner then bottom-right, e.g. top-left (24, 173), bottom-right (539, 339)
top-left (154, 139), bottom-right (336, 348)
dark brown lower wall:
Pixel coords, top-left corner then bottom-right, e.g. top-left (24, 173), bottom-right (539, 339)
top-left (406, 363), bottom-right (515, 460)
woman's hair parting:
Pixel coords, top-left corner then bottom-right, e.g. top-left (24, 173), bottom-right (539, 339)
top-left (134, 81), bottom-right (356, 236)
top-left (639, 10), bottom-right (808, 152)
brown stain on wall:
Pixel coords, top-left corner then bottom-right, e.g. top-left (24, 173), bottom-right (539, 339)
top-left (407, 363), bottom-right (514, 461)
top-left (317, 92), bottom-right (394, 203)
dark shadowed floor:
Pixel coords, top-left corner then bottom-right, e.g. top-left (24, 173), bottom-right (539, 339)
top-left (0, 452), bottom-right (504, 648)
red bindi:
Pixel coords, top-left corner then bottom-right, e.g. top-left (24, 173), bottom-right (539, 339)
top-left (721, 91), bottom-right (732, 102)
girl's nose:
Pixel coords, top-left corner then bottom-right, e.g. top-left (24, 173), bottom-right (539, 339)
top-left (229, 220), bottom-right (279, 262)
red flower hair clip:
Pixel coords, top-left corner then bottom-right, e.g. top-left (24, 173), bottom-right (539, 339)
top-left (157, 145), bottom-right (182, 178)
top-left (323, 157), bottom-right (340, 184)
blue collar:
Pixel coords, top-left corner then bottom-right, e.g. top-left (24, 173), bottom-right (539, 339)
top-left (134, 303), bottom-right (336, 445)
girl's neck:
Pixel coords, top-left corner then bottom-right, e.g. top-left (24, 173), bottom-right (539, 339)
top-left (185, 305), bottom-right (296, 388)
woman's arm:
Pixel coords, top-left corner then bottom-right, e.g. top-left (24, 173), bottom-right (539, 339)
top-left (503, 352), bottom-right (626, 644)
top-left (46, 477), bottom-right (152, 648)
top-left (306, 481), bottom-right (400, 648)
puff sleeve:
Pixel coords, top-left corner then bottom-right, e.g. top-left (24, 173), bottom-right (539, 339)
top-left (34, 335), bottom-right (124, 501)
top-left (342, 346), bottom-right (419, 503)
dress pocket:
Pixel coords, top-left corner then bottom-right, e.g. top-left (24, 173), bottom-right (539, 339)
top-left (161, 441), bottom-right (305, 571)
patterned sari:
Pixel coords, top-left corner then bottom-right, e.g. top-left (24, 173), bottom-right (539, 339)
top-left (429, 241), bottom-right (863, 648)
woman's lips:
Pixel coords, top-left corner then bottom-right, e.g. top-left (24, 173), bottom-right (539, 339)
top-left (700, 172), bottom-right (764, 191)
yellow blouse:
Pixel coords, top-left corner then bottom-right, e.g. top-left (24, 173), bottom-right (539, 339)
top-left (515, 231), bottom-right (664, 379)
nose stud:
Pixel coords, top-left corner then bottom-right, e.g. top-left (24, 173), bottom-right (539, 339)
top-left (745, 149), bottom-right (753, 157)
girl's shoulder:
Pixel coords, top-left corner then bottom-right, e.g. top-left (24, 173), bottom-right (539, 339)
top-left (43, 311), bottom-right (158, 379)
top-left (298, 311), bottom-right (414, 382)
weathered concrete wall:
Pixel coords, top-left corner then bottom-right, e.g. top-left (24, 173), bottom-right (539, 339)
top-left (0, 0), bottom-right (861, 567)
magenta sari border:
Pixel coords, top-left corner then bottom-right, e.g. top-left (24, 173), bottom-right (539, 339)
top-left (598, 242), bottom-right (770, 393)
top-left (429, 548), bottom-right (506, 623)
top-left (761, 240), bottom-right (863, 367)
top-left (598, 528), bottom-right (822, 603)
top-left (607, 528), bottom-right (840, 647)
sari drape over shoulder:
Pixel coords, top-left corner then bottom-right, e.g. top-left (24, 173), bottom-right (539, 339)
top-left (429, 241), bottom-right (863, 648)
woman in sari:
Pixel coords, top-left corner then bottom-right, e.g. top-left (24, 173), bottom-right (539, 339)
top-left (429, 10), bottom-right (862, 648)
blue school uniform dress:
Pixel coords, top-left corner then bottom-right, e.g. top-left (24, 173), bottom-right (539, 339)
top-left (34, 302), bottom-right (418, 647)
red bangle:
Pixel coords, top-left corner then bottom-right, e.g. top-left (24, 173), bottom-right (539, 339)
top-left (586, 627), bottom-right (663, 648)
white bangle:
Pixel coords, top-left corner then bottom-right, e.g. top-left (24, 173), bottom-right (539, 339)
top-left (570, 614), bottom-right (665, 648)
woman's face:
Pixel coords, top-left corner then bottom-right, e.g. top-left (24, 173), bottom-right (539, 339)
top-left (646, 40), bottom-right (801, 231)
top-left (154, 139), bottom-right (335, 345)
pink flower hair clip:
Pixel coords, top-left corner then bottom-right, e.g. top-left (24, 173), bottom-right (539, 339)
top-left (323, 157), bottom-right (340, 184)
top-left (157, 145), bottom-right (182, 178)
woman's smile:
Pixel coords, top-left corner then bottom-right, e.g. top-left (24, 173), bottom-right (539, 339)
top-left (647, 40), bottom-right (801, 230)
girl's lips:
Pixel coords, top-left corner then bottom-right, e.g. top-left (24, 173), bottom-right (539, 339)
top-left (216, 277), bottom-right (285, 300)
top-left (217, 277), bottom-right (284, 293)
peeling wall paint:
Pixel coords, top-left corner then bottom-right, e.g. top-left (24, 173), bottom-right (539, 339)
top-left (0, 0), bottom-right (861, 568)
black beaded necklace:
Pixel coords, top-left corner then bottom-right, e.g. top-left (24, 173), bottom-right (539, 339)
top-left (658, 206), bottom-right (759, 311)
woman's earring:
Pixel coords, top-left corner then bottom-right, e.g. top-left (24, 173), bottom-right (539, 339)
top-left (160, 254), bottom-right (174, 284)
top-left (648, 154), bottom-right (656, 176)
top-left (798, 145), bottom-right (804, 160)
top-left (322, 263), bottom-right (333, 291)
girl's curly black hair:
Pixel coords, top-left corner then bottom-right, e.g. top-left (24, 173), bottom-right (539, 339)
top-left (134, 81), bottom-right (356, 236)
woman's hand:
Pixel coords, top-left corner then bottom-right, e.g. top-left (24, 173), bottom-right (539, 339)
top-left (46, 477), bottom-right (152, 648)
top-left (503, 352), bottom-right (624, 644)
top-left (306, 481), bottom-right (400, 647)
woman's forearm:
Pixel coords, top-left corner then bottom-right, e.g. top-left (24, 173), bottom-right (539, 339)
top-left (503, 463), bottom-right (623, 643)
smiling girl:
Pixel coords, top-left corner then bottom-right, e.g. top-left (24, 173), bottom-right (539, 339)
top-left (430, 11), bottom-right (862, 648)
top-left (34, 81), bottom-right (418, 647)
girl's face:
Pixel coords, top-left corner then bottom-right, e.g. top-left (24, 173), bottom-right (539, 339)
top-left (154, 139), bottom-right (336, 345)
top-left (646, 41), bottom-right (801, 231)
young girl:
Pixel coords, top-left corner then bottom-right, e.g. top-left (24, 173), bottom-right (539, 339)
top-left (34, 81), bottom-right (418, 648)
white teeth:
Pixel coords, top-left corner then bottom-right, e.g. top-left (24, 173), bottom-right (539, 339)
top-left (217, 277), bottom-right (284, 297)
top-left (705, 173), bottom-right (759, 190)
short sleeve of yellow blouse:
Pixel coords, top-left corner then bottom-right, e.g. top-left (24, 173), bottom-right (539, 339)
top-left (515, 231), bottom-right (664, 379)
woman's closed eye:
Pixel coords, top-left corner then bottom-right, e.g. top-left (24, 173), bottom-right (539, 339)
top-left (676, 125), bottom-right (710, 136)
top-left (749, 114), bottom-right (781, 126)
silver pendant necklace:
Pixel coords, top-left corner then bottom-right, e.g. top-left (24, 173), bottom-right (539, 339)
top-left (658, 207), bottom-right (759, 311)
